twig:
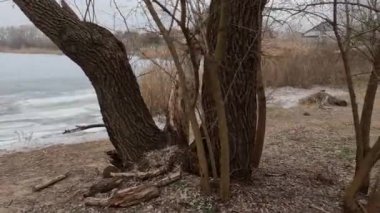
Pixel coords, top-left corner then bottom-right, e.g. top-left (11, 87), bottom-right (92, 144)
top-left (309, 204), bottom-right (330, 213)
top-left (63, 124), bottom-right (105, 134)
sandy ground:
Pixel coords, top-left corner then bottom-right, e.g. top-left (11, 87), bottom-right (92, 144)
top-left (1, 94), bottom-right (380, 212)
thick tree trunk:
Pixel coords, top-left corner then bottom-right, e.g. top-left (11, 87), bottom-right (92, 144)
top-left (203, 0), bottom-right (266, 178)
top-left (14, 0), bottom-right (166, 165)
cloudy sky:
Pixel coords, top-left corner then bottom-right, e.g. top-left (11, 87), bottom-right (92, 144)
top-left (0, 0), bottom-right (322, 32)
top-left (0, 0), bottom-right (149, 30)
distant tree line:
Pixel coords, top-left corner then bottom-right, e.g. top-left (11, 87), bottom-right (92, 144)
top-left (114, 30), bottom-right (164, 52)
top-left (0, 25), bottom-right (57, 49)
top-left (0, 25), bottom-right (163, 52)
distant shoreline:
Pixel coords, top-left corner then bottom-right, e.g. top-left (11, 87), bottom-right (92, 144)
top-left (0, 47), bottom-right (61, 55)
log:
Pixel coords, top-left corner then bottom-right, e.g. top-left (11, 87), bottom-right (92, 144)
top-left (33, 173), bottom-right (68, 192)
top-left (63, 124), bottom-right (105, 134)
top-left (110, 166), bottom-right (168, 180)
top-left (84, 185), bottom-right (160, 207)
top-left (84, 177), bottom-right (123, 197)
top-left (84, 172), bottom-right (181, 207)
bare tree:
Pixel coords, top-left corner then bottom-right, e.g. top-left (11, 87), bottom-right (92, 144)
top-left (143, 0), bottom-right (211, 193)
top-left (268, 0), bottom-right (380, 210)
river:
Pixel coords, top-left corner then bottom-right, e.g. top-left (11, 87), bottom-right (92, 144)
top-left (0, 52), bottom-right (149, 153)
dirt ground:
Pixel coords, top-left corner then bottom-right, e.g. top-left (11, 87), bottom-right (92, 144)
top-left (1, 95), bottom-right (380, 212)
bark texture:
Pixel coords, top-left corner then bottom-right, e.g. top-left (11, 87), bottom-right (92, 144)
top-left (14, 0), bottom-right (166, 165)
top-left (202, 0), bottom-right (266, 178)
top-left (359, 44), bottom-right (380, 193)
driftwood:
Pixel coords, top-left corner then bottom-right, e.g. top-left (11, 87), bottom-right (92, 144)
top-left (111, 166), bottom-right (168, 180)
top-left (33, 173), bottom-right (68, 192)
top-left (84, 171), bottom-right (181, 207)
top-left (85, 185), bottom-right (160, 207)
top-left (153, 171), bottom-right (181, 187)
top-left (63, 124), bottom-right (105, 134)
top-left (300, 90), bottom-right (348, 107)
top-left (84, 177), bottom-right (123, 197)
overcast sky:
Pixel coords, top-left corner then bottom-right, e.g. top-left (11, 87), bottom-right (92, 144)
top-left (0, 0), bottom-right (149, 30)
top-left (0, 0), bottom-right (322, 32)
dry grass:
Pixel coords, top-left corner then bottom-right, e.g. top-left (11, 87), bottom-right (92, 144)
top-left (136, 39), bottom-right (373, 114)
top-left (262, 39), bottom-right (371, 88)
top-left (139, 64), bottom-right (174, 116)
top-left (139, 46), bottom-right (172, 59)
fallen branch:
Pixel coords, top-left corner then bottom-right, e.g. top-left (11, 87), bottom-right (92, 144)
top-left (63, 124), bottom-right (105, 134)
top-left (84, 171), bottom-right (181, 207)
top-left (153, 171), bottom-right (181, 187)
top-left (111, 166), bottom-right (168, 180)
top-left (85, 184), bottom-right (160, 207)
top-left (33, 173), bottom-right (68, 192)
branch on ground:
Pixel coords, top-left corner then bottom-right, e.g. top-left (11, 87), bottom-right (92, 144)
top-left (63, 124), bottom-right (105, 134)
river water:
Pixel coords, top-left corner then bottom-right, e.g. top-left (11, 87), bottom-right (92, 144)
top-left (0, 52), bottom-right (149, 153)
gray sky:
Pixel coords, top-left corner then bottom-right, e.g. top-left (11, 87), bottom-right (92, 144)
top-left (0, 0), bottom-right (148, 30)
top-left (0, 0), bottom-right (322, 32)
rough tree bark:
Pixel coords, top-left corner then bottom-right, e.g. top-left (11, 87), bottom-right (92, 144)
top-left (206, 0), bottom-right (232, 199)
top-left (14, 0), bottom-right (166, 166)
top-left (202, 0), bottom-right (266, 178)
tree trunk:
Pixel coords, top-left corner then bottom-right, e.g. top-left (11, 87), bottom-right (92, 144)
top-left (14, 0), bottom-right (166, 166)
top-left (344, 137), bottom-right (380, 213)
top-left (252, 67), bottom-right (266, 168)
top-left (359, 44), bottom-right (380, 193)
top-left (202, 0), bottom-right (266, 178)
top-left (165, 74), bottom-right (189, 147)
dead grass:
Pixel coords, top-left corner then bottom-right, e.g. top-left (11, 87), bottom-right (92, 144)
top-left (136, 39), bottom-right (373, 114)
top-left (139, 46), bottom-right (172, 59)
top-left (262, 39), bottom-right (371, 88)
top-left (139, 64), bottom-right (174, 116)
